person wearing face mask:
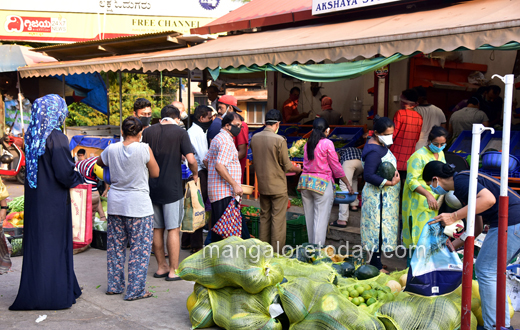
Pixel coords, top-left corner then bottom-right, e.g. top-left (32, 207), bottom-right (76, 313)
top-left (171, 101), bottom-right (189, 129)
top-left (203, 112), bottom-right (246, 244)
top-left (142, 105), bottom-right (199, 281)
top-left (250, 109), bottom-right (302, 253)
top-left (133, 98), bottom-right (152, 129)
top-left (390, 89), bottom-right (423, 185)
top-left (424, 161), bottom-right (520, 330)
top-left (297, 118), bottom-right (353, 246)
top-left (182, 105), bottom-right (212, 253)
top-left (402, 126), bottom-right (448, 262)
top-left (95, 116), bottom-right (160, 301)
top-left (361, 116), bottom-right (400, 272)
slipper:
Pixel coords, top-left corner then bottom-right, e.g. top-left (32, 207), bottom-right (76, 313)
top-left (330, 220), bottom-right (347, 228)
top-left (349, 206), bottom-right (359, 212)
top-left (125, 292), bottom-right (154, 301)
top-left (153, 272), bottom-right (168, 278)
top-left (105, 291), bottom-right (123, 295)
top-left (165, 275), bottom-right (183, 282)
top-left (181, 245), bottom-right (191, 251)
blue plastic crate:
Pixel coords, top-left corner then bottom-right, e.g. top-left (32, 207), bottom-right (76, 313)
top-left (329, 127), bottom-right (364, 149)
top-left (278, 125), bottom-right (298, 136)
top-left (479, 169), bottom-right (518, 178)
top-left (448, 130), bottom-right (492, 158)
top-left (484, 131), bottom-right (520, 157)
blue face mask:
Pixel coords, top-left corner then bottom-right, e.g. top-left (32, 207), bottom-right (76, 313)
top-left (429, 143), bottom-right (446, 154)
top-left (430, 178), bottom-right (449, 195)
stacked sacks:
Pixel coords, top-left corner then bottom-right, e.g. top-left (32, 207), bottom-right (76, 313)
top-left (272, 257), bottom-right (337, 284)
top-left (186, 283), bottom-right (215, 329)
top-left (277, 278), bottom-right (385, 330)
top-left (178, 237), bottom-right (284, 293)
top-left (207, 286), bottom-right (283, 330)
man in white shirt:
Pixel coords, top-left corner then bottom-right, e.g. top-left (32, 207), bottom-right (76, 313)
top-left (181, 105), bottom-right (213, 252)
top-left (413, 86), bottom-right (447, 150)
top-left (207, 85), bottom-right (219, 111)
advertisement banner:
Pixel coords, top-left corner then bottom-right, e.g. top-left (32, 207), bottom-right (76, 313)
top-left (1, 11), bottom-right (216, 43)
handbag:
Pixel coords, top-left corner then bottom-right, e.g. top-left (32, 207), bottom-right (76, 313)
top-left (211, 197), bottom-right (242, 239)
top-left (181, 178), bottom-right (206, 233)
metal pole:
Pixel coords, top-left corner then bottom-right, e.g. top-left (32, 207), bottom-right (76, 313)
top-left (179, 77), bottom-right (183, 102)
top-left (118, 70), bottom-right (123, 130)
top-left (492, 73), bottom-right (515, 329)
top-left (461, 123), bottom-right (494, 330)
top-left (187, 74), bottom-right (191, 128)
top-left (62, 74), bottom-right (66, 136)
top-left (160, 71), bottom-right (163, 108)
top-left (105, 72), bottom-right (110, 125)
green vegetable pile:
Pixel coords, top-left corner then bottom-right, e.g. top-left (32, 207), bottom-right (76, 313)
top-left (8, 196), bottom-right (24, 212)
top-left (10, 237), bottom-right (23, 256)
top-left (334, 184), bottom-right (342, 192)
top-left (288, 139), bottom-right (307, 158)
top-left (290, 198), bottom-right (303, 207)
top-left (333, 141), bottom-right (347, 149)
top-left (341, 281), bottom-right (395, 307)
top-left (241, 206), bottom-right (260, 217)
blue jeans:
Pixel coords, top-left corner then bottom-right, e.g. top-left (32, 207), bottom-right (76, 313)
top-left (475, 223), bottom-right (520, 329)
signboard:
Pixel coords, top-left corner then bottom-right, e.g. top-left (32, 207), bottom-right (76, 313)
top-left (0, 0), bottom-right (242, 43)
top-left (1, 0), bottom-right (240, 18)
top-left (312, 0), bottom-right (402, 15)
top-left (1, 11), bottom-right (216, 43)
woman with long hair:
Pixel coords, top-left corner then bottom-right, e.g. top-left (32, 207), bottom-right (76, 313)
top-left (97, 116), bottom-right (160, 301)
top-left (402, 126), bottom-right (448, 260)
top-left (297, 118), bottom-right (353, 245)
top-left (361, 116), bottom-right (400, 272)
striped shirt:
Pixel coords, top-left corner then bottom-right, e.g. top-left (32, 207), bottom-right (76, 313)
top-left (76, 156), bottom-right (99, 191)
top-left (204, 129), bottom-right (241, 203)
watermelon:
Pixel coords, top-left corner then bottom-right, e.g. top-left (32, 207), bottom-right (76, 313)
top-left (341, 262), bottom-right (355, 277)
top-left (376, 161), bottom-right (396, 181)
top-left (354, 265), bottom-right (380, 280)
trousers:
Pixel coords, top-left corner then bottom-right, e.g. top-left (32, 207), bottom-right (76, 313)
top-left (338, 159), bottom-right (363, 222)
top-left (301, 183), bottom-right (334, 245)
top-left (259, 193), bottom-right (289, 253)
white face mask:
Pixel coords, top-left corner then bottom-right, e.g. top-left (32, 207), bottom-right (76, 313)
top-left (378, 134), bottom-right (393, 146)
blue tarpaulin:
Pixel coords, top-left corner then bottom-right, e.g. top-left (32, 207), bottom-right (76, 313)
top-left (54, 73), bottom-right (108, 114)
top-left (69, 135), bottom-right (118, 151)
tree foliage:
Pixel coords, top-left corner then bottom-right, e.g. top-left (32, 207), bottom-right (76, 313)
top-left (66, 72), bottom-right (181, 127)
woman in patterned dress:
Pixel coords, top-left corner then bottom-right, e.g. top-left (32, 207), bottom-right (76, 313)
top-left (402, 126), bottom-right (448, 263)
top-left (361, 116), bottom-right (401, 272)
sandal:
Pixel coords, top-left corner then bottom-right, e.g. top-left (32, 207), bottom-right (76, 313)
top-left (125, 291), bottom-right (154, 301)
top-left (349, 206), bottom-right (359, 212)
top-left (105, 291), bottom-right (123, 295)
top-left (330, 220), bottom-right (347, 228)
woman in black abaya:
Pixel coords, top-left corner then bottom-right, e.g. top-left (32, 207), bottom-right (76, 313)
top-left (10, 94), bottom-right (84, 310)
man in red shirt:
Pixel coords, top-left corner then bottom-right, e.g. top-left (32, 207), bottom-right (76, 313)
top-left (390, 89), bottom-right (423, 178)
top-left (217, 95), bottom-right (249, 180)
top-left (282, 87), bottom-right (310, 123)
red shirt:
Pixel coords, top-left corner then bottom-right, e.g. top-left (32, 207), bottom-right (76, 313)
top-left (390, 109), bottom-right (423, 171)
top-left (234, 121), bottom-right (249, 177)
top-left (282, 98), bottom-right (299, 123)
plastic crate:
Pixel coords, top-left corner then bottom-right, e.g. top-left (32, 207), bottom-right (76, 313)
top-left (329, 127), bottom-right (364, 149)
top-left (448, 130), bottom-right (491, 158)
top-left (483, 130), bottom-right (520, 156)
top-left (278, 125), bottom-right (298, 136)
top-left (286, 212), bottom-right (307, 246)
top-left (6, 234), bottom-right (23, 257)
top-left (245, 216), bottom-right (260, 237)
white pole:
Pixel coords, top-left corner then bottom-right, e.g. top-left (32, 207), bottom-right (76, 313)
top-left (492, 74), bottom-right (515, 196)
top-left (467, 124), bottom-right (494, 235)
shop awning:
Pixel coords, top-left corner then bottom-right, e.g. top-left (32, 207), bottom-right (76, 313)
top-left (142, 0), bottom-right (520, 73)
top-left (18, 49), bottom-right (186, 78)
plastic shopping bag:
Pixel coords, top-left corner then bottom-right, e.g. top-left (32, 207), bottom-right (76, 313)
top-left (405, 221), bottom-right (463, 296)
top-left (181, 178), bottom-right (206, 233)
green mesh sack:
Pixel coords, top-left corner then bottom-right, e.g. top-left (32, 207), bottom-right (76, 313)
top-left (187, 283), bottom-right (215, 329)
top-left (272, 257), bottom-right (336, 284)
top-left (376, 295), bottom-right (477, 330)
top-left (207, 285), bottom-right (283, 330)
top-left (177, 237), bottom-right (284, 293)
top-left (278, 278), bottom-right (385, 330)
